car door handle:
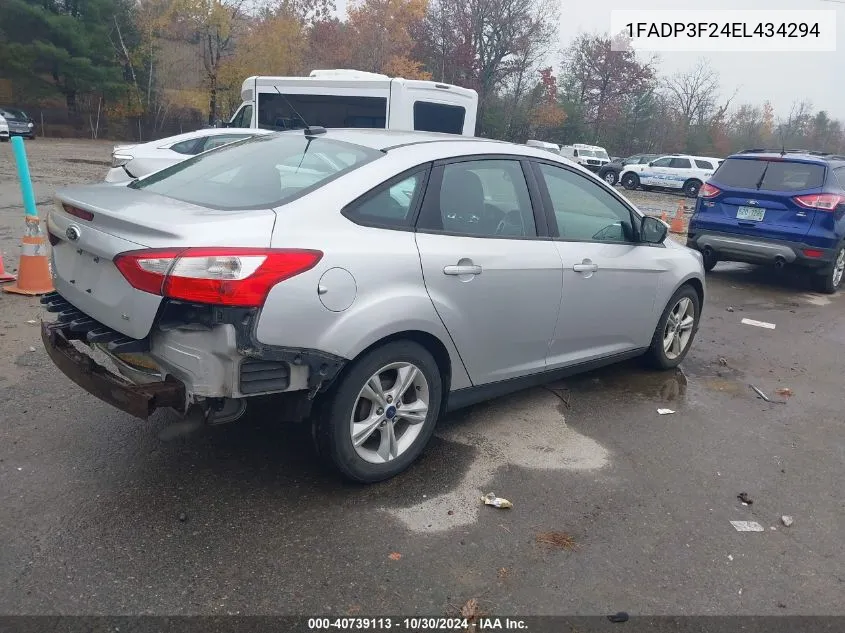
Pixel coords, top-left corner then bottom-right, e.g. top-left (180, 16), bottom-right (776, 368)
top-left (444, 265), bottom-right (482, 276)
top-left (572, 262), bottom-right (599, 273)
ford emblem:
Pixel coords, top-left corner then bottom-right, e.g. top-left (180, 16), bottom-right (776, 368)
top-left (747, 200), bottom-right (758, 206)
top-left (66, 225), bottom-right (81, 241)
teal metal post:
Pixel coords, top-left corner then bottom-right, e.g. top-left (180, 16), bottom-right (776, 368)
top-left (11, 136), bottom-right (38, 217)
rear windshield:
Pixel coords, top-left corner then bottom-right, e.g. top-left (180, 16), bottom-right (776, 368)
top-left (257, 93), bottom-right (387, 131)
top-left (714, 158), bottom-right (826, 191)
top-left (130, 133), bottom-right (380, 209)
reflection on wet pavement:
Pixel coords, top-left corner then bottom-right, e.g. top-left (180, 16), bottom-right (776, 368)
top-left (384, 388), bottom-right (609, 533)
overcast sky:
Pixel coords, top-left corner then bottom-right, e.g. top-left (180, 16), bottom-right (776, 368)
top-left (334, 0), bottom-right (845, 120)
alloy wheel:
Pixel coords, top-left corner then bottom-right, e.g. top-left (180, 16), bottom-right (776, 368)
top-left (349, 362), bottom-right (430, 464)
top-left (663, 297), bottom-right (696, 360)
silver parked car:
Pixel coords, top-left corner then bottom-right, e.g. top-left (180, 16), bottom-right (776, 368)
top-left (105, 128), bottom-right (273, 183)
top-left (41, 128), bottom-right (705, 482)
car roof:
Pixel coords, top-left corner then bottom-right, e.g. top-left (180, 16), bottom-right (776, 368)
top-left (727, 150), bottom-right (845, 166)
top-left (273, 128), bottom-right (507, 152)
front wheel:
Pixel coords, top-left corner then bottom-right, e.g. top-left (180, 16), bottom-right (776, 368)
top-left (702, 250), bottom-right (718, 272)
top-left (602, 170), bottom-right (618, 186)
top-left (813, 245), bottom-right (845, 294)
top-left (621, 173), bottom-right (640, 190)
top-left (644, 285), bottom-right (701, 369)
top-left (313, 340), bottom-right (443, 483)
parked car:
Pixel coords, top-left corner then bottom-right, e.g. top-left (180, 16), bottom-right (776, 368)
top-left (525, 139), bottom-right (560, 154)
top-left (0, 107), bottom-right (35, 139)
top-left (41, 129), bottom-right (705, 482)
top-left (0, 114), bottom-right (9, 142)
top-left (687, 149), bottom-right (845, 293)
top-left (105, 128), bottom-right (273, 183)
top-left (599, 153), bottom-right (659, 186)
top-left (620, 154), bottom-right (721, 197)
top-left (559, 143), bottom-right (611, 172)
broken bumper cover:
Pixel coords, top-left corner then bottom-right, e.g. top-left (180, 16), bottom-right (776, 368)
top-left (40, 320), bottom-right (186, 420)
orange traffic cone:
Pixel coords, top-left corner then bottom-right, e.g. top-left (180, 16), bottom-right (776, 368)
top-left (669, 201), bottom-right (686, 234)
top-left (0, 249), bottom-right (15, 283)
top-left (2, 216), bottom-right (53, 295)
top-left (660, 211), bottom-right (669, 224)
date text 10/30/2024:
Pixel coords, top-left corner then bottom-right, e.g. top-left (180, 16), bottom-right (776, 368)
top-left (307, 618), bottom-right (529, 630)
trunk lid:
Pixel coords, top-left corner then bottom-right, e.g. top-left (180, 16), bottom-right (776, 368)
top-left (697, 157), bottom-right (827, 241)
top-left (48, 184), bottom-right (277, 339)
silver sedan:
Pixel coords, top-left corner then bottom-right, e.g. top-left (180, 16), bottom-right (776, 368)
top-left (42, 128), bottom-right (705, 482)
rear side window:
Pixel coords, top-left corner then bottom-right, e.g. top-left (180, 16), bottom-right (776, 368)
top-left (170, 139), bottom-right (201, 155)
top-left (131, 135), bottom-right (381, 209)
top-left (695, 160), bottom-right (713, 169)
top-left (714, 158), bottom-right (826, 191)
top-left (669, 158), bottom-right (691, 169)
top-left (344, 169), bottom-right (428, 228)
top-left (257, 93), bottom-right (387, 130)
top-left (413, 102), bottom-right (466, 134)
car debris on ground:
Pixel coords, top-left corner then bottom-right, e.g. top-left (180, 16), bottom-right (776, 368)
top-left (781, 515), bottom-right (794, 527)
top-left (741, 318), bottom-right (776, 329)
top-left (536, 531), bottom-right (576, 550)
top-left (750, 384), bottom-right (787, 404)
top-left (657, 408), bottom-right (675, 415)
top-left (737, 492), bottom-right (753, 505)
top-left (730, 520), bottom-right (765, 532)
top-left (481, 493), bottom-right (512, 509)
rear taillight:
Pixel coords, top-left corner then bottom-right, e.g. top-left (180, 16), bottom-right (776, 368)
top-left (793, 194), bottom-right (843, 211)
top-left (698, 183), bottom-right (721, 198)
top-left (803, 249), bottom-right (824, 258)
top-left (113, 248), bottom-right (323, 307)
top-left (62, 204), bottom-right (94, 221)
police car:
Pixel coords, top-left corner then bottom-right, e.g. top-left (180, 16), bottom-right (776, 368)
top-left (619, 154), bottom-right (722, 198)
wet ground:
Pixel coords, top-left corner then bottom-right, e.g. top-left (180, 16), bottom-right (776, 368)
top-left (1, 140), bottom-right (843, 616)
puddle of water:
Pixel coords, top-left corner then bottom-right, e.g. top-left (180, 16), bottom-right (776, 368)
top-left (561, 364), bottom-right (688, 404)
top-left (384, 388), bottom-right (609, 533)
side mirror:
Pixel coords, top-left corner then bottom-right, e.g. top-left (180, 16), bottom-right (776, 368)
top-left (641, 216), bottom-right (667, 244)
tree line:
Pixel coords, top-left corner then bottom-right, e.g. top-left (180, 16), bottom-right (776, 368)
top-left (1, 0), bottom-right (843, 155)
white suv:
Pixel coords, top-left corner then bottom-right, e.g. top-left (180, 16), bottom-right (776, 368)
top-left (559, 144), bottom-right (611, 173)
top-left (620, 154), bottom-right (722, 198)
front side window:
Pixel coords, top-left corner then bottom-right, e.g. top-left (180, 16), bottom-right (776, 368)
top-left (131, 135), bottom-right (380, 209)
top-left (669, 158), bottom-right (692, 169)
top-left (413, 102), bottom-right (466, 134)
top-left (418, 160), bottom-right (537, 238)
top-left (537, 163), bottom-right (635, 243)
top-left (229, 104), bottom-right (253, 128)
top-left (651, 157), bottom-right (672, 167)
top-left (257, 93), bottom-right (387, 130)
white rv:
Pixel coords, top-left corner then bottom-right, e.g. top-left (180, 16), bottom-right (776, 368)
top-left (226, 69), bottom-right (478, 136)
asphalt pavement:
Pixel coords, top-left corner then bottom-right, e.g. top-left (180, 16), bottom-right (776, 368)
top-left (0, 140), bottom-right (843, 617)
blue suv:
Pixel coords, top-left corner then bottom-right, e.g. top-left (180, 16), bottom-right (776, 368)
top-left (687, 150), bottom-right (845, 293)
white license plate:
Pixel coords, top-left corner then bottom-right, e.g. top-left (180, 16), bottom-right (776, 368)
top-left (736, 206), bottom-right (765, 221)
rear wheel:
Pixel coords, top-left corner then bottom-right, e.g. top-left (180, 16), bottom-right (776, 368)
top-left (702, 250), bottom-right (718, 272)
top-left (621, 173), bottom-right (640, 190)
top-left (683, 179), bottom-right (702, 198)
top-left (313, 340), bottom-right (443, 483)
top-left (644, 285), bottom-right (701, 369)
top-left (813, 245), bottom-right (845, 294)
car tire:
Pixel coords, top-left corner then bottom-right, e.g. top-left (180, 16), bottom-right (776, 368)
top-left (643, 285), bottom-right (701, 370)
top-left (813, 244), bottom-right (845, 295)
top-left (683, 179), bottom-right (702, 198)
top-left (622, 173), bottom-right (640, 190)
top-left (312, 340), bottom-right (443, 483)
top-left (702, 250), bottom-right (718, 272)
top-left (602, 170), bottom-right (618, 186)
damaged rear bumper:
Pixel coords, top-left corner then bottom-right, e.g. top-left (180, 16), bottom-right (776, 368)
top-left (40, 320), bottom-right (186, 420)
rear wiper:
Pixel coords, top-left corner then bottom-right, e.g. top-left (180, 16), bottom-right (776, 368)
top-left (754, 162), bottom-right (770, 190)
